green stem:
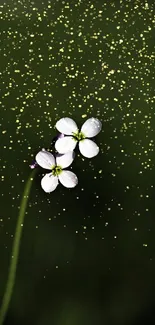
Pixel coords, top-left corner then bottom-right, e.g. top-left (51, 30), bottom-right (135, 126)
top-left (0, 169), bottom-right (36, 325)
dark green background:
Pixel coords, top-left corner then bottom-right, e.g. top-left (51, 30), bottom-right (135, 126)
top-left (0, 0), bottom-right (155, 324)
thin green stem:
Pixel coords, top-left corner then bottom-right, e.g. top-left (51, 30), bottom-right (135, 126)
top-left (0, 169), bottom-right (36, 325)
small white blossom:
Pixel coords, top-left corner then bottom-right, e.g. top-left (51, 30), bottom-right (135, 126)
top-left (55, 117), bottom-right (102, 158)
top-left (35, 150), bottom-right (78, 193)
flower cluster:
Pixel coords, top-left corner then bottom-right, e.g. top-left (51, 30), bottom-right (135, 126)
top-left (34, 117), bottom-right (102, 193)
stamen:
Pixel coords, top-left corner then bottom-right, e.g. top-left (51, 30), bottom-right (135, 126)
top-left (51, 165), bottom-right (62, 176)
top-left (72, 131), bottom-right (85, 141)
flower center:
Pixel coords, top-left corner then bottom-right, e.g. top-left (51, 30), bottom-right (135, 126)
top-left (51, 165), bottom-right (62, 176)
top-left (72, 131), bottom-right (86, 141)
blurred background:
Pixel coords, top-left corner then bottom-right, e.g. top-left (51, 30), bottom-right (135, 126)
top-left (0, 0), bottom-right (155, 324)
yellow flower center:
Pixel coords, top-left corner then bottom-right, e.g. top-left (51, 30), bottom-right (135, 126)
top-left (72, 131), bottom-right (86, 141)
top-left (51, 165), bottom-right (62, 176)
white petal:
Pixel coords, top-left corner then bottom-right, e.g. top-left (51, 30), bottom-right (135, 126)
top-left (55, 117), bottom-right (78, 135)
top-left (56, 151), bottom-right (75, 168)
top-left (35, 150), bottom-right (55, 169)
top-left (55, 136), bottom-right (77, 154)
top-left (81, 118), bottom-right (102, 137)
top-left (41, 173), bottom-right (59, 193)
top-left (58, 170), bottom-right (78, 188)
top-left (79, 139), bottom-right (99, 158)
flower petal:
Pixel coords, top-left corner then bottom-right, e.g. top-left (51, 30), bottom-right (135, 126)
top-left (81, 117), bottom-right (102, 137)
top-left (56, 151), bottom-right (75, 168)
top-left (41, 173), bottom-right (59, 193)
top-left (35, 150), bottom-right (55, 169)
top-left (55, 136), bottom-right (77, 154)
top-left (79, 139), bottom-right (99, 158)
top-left (55, 117), bottom-right (78, 135)
top-left (58, 170), bottom-right (78, 188)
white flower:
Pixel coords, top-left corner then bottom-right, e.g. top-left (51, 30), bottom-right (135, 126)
top-left (55, 117), bottom-right (102, 158)
top-left (35, 150), bottom-right (78, 193)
